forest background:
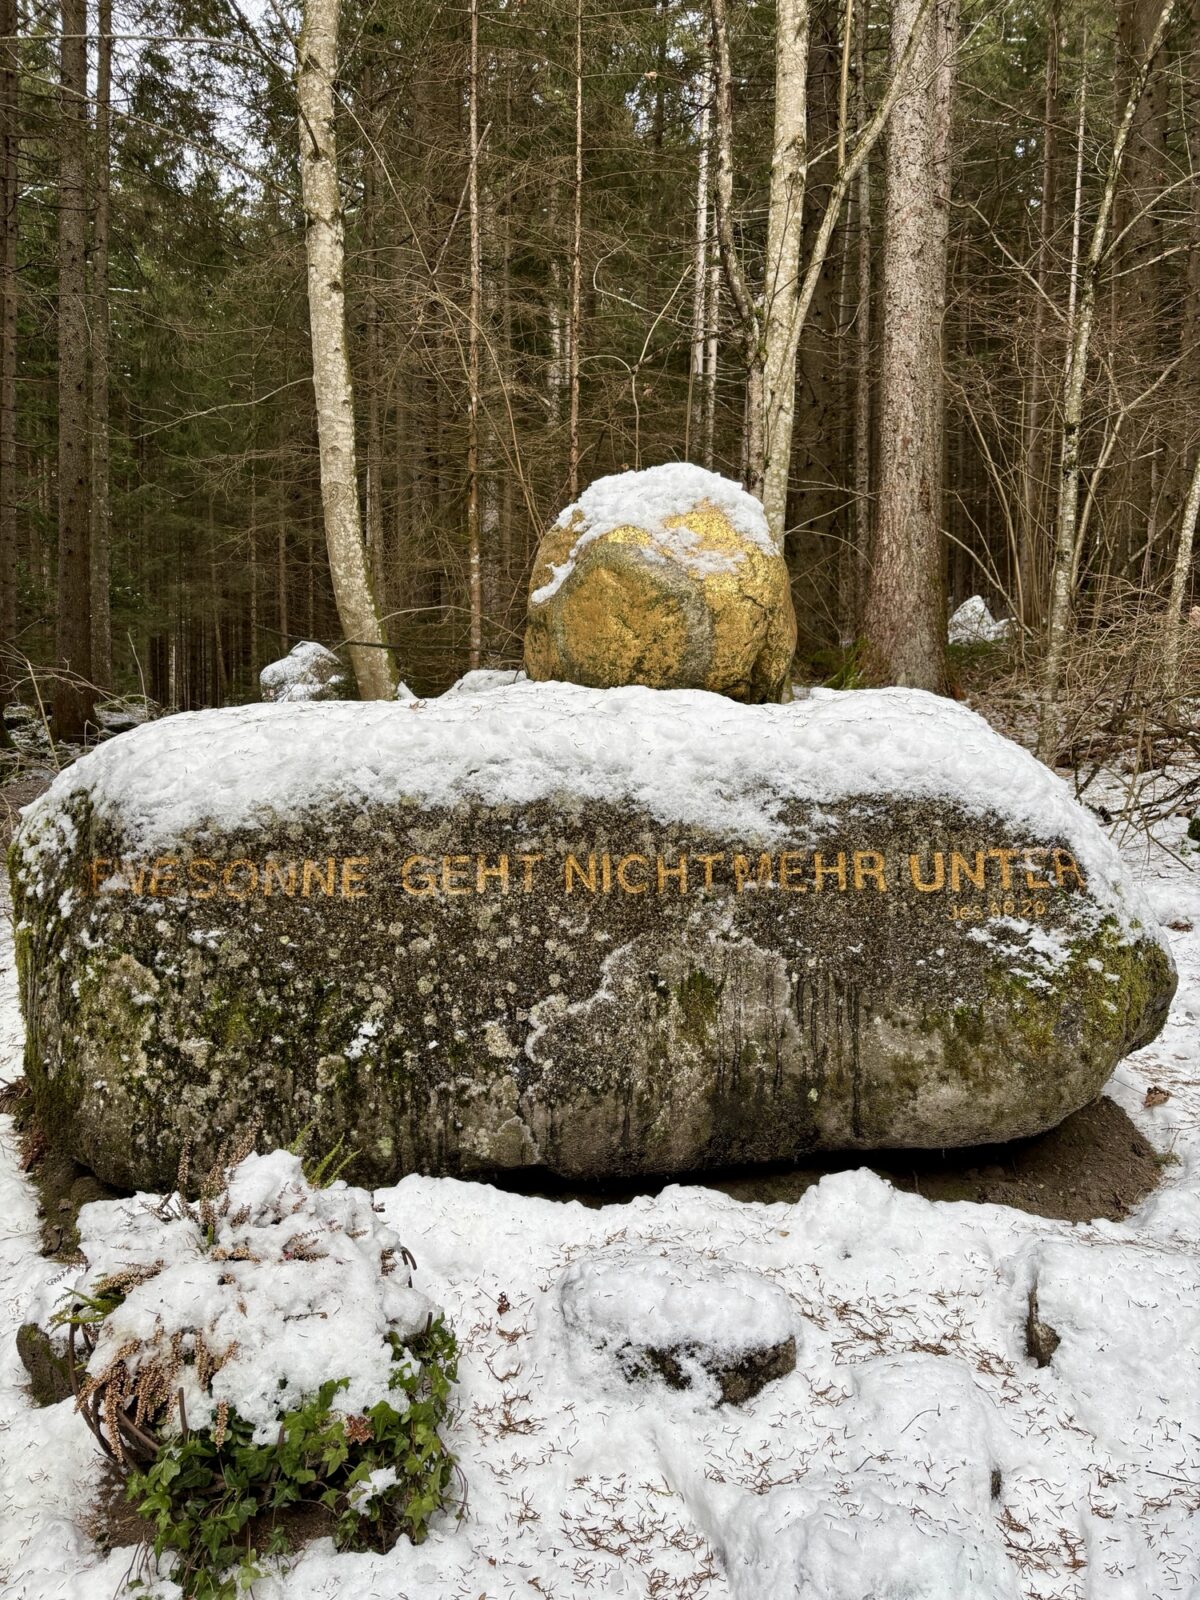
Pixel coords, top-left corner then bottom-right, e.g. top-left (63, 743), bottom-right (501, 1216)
top-left (1, 0), bottom-right (1198, 756)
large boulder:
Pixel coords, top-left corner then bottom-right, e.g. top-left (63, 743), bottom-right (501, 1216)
top-left (10, 684), bottom-right (1174, 1191)
top-left (523, 464), bottom-right (796, 702)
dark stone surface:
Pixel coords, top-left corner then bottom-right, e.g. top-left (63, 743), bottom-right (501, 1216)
top-left (639, 1333), bottom-right (798, 1406)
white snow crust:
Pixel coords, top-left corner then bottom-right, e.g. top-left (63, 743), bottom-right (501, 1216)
top-left (16, 682), bottom-right (1163, 943)
top-left (532, 464), bottom-right (777, 604)
top-left (62, 1150), bottom-right (430, 1442)
top-left (560, 1252), bottom-right (795, 1373)
top-left (2, 796), bottom-right (1200, 1599)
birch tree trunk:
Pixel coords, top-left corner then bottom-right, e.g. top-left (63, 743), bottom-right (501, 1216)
top-left (568, 0), bottom-right (583, 498)
top-left (0, 0), bottom-right (17, 737)
top-left (1164, 444), bottom-right (1200, 697)
top-left (1017, 3), bottom-right (1058, 628)
top-left (90, 0), bottom-right (114, 693)
top-left (759, 0), bottom-right (809, 544)
top-left (296, 0), bottom-right (396, 699)
top-left (851, 5), bottom-right (872, 632)
top-left (53, 0), bottom-right (95, 738)
top-left (710, 0), bottom-right (763, 490)
top-left (466, 0), bottom-right (483, 668)
top-left (860, 0), bottom-right (953, 692)
top-left (688, 65), bottom-right (711, 460)
top-left (1036, 0), bottom-right (1176, 760)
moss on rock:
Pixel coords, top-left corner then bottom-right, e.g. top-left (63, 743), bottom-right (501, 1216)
top-left (9, 766), bottom-right (1176, 1190)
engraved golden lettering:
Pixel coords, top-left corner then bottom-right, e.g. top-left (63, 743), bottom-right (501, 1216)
top-left (441, 854), bottom-right (472, 896)
top-left (565, 853), bottom-right (597, 893)
top-left (988, 847), bottom-right (1019, 890)
top-left (656, 854), bottom-right (687, 894)
top-left (732, 852), bottom-right (773, 892)
top-left (476, 853), bottom-right (510, 893)
top-left (341, 857), bottom-right (368, 899)
top-left (779, 851), bottom-right (808, 892)
top-left (949, 851), bottom-right (985, 892)
top-left (1052, 848), bottom-right (1085, 889)
top-left (616, 853), bottom-right (648, 894)
top-left (1022, 847), bottom-right (1051, 890)
top-left (222, 859), bottom-right (259, 899)
top-left (302, 857), bottom-right (336, 897)
top-left (909, 852), bottom-right (945, 892)
top-left (188, 858), bottom-right (217, 898)
top-left (693, 852), bottom-right (724, 889)
top-left (262, 859), bottom-right (297, 897)
top-left (88, 857), bottom-right (111, 895)
top-left (853, 850), bottom-right (887, 891)
top-left (401, 855), bottom-right (437, 896)
top-left (518, 853), bottom-right (542, 892)
top-left (812, 851), bottom-right (847, 892)
top-left (149, 856), bottom-right (178, 896)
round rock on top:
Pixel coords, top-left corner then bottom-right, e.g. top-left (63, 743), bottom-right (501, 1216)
top-left (523, 463), bottom-right (797, 703)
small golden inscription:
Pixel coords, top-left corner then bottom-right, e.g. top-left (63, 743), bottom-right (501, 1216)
top-left (82, 844), bottom-right (1087, 909)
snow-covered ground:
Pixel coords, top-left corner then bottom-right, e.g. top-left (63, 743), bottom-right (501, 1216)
top-left (1, 804), bottom-right (1197, 1600)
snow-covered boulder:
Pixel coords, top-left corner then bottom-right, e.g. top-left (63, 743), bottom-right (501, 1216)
top-left (948, 595), bottom-right (1014, 646)
top-left (260, 640), bottom-right (348, 702)
top-left (9, 682), bottom-right (1175, 1189)
top-left (94, 694), bottom-right (161, 734)
top-left (444, 668), bottom-right (526, 696)
top-left (524, 464), bottom-right (796, 703)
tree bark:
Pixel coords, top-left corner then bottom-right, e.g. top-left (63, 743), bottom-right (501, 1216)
top-left (759, 0), bottom-right (810, 543)
top-left (860, 0), bottom-right (954, 692)
top-left (1036, 0), bottom-right (1177, 760)
top-left (568, 0), bottom-right (582, 498)
top-left (296, 0), bottom-right (396, 699)
top-left (53, 0), bottom-right (94, 738)
top-left (1164, 444), bottom-right (1200, 697)
top-left (851, 2), bottom-right (872, 634)
top-left (0, 0), bottom-right (17, 736)
top-left (466, 0), bottom-right (483, 667)
top-left (688, 63), bottom-right (711, 461)
top-left (90, 0), bottom-right (113, 693)
top-left (1017, 3), bottom-right (1058, 628)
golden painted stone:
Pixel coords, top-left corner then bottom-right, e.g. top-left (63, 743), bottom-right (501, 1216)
top-left (524, 464), bottom-right (797, 702)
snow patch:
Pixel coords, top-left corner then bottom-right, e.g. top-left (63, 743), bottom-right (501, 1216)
top-left (532, 463), bottom-right (777, 604)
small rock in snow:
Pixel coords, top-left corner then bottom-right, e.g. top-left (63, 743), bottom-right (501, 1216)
top-left (560, 1252), bottom-right (797, 1405)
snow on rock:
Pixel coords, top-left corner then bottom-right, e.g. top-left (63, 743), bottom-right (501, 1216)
top-left (67, 1150), bottom-right (432, 1443)
top-left (533, 463), bottom-right (778, 607)
top-left (560, 1251), bottom-right (796, 1404)
top-left (259, 640), bottom-right (348, 703)
top-left (11, 684), bottom-right (1168, 935)
top-left (949, 595), bottom-right (1015, 646)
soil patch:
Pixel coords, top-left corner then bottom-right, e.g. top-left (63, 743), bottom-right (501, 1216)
top-left (502, 1096), bottom-right (1162, 1224)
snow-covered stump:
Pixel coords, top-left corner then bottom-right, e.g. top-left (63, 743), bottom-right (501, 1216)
top-left (9, 683), bottom-right (1176, 1190)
